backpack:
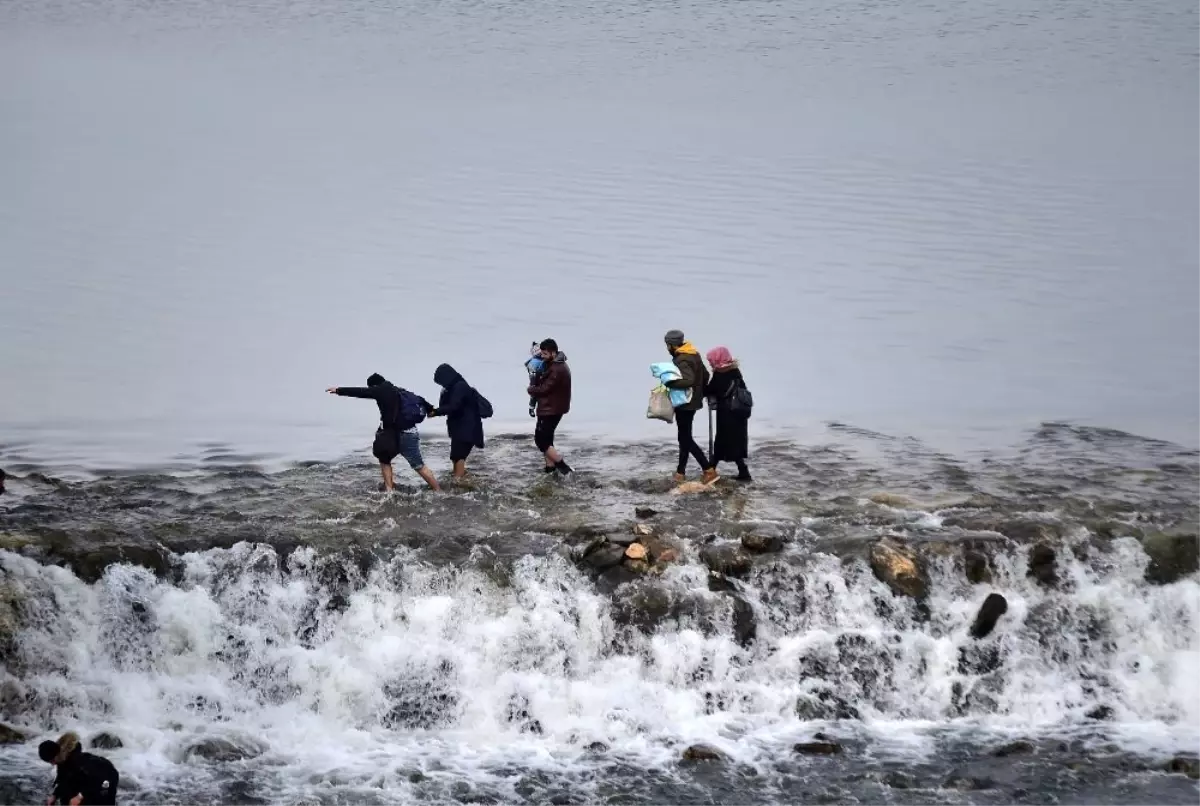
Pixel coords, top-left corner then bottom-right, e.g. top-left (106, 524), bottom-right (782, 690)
top-left (726, 381), bottom-right (753, 418)
top-left (396, 389), bottom-right (427, 430)
top-left (474, 390), bottom-right (494, 419)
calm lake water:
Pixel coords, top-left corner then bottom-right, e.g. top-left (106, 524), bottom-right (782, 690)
top-left (0, 0), bottom-right (1196, 471)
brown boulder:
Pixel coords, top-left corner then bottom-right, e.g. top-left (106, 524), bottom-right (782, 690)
top-left (699, 543), bottom-right (753, 578)
top-left (868, 539), bottom-right (927, 600)
top-left (681, 743), bottom-right (726, 762)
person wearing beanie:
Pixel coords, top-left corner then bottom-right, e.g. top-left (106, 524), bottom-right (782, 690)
top-left (663, 329), bottom-right (718, 484)
top-left (39, 731), bottom-right (120, 804)
top-left (704, 345), bottom-right (753, 481)
top-left (527, 338), bottom-right (574, 476)
top-left (326, 373), bottom-right (440, 492)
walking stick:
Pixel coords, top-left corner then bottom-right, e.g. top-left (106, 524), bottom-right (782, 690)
top-left (707, 405), bottom-right (715, 463)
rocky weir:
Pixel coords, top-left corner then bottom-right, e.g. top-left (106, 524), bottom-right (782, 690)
top-left (0, 423), bottom-right (1197, 804)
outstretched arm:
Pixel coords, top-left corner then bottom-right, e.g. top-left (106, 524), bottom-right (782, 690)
top-left (326, 386), bottom-right (380, 400)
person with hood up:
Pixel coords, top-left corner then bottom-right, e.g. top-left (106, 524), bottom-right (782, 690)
top-left (663, 329), bottom-right (718, 484)
top-left (430, 364), bottom-right (490, 479)
top-left (704, 346), bottom-right (752, 481)
top-left (527, 338), bottom-right (573, 476)
top-left (39, 731), bottom-right (120, 805)
top-left (326, 373), bottom-right (440, 492)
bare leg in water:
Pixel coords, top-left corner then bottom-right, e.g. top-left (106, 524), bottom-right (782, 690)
top-left (416, 465), bottom-right (441, 491)
top-left (380, 463), bottom-right (396, 492)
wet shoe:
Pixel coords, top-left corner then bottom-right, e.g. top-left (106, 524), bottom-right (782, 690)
top-left (543, 466), bottom-right (556, 474)
top-left (555, 460), bottom-right (574, 476)
top-left (735, 473), bottom-right (753, 483)
top-left (702, 468), bottom-right (720, 485)
top-left (673, 472), bottom-right (686, 483)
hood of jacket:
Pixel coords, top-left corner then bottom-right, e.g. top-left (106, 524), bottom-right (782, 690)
top-left (54, 732), bottom-right (80, 764)
top-left (551, 352), bottom-right (568, 364)
top-left (434, 364), bottom-right (464, 387)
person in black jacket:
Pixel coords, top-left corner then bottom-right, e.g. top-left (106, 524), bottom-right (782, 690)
top-left (326, 373), bottom-right (440, 491)
top-left (704, 346), bottom-right (752, 481)
top-left (39, 732), bottom-right (119, 805)
top-left (430, 364), bottom-right (487, 480)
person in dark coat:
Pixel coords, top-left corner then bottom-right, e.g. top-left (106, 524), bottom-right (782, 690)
top-left (704, 346), bottom-right (752, 481)
top-left (663, 329), bottom-right (718, 484)
top-left (430, 364), bottom-right (487, 479)
top-left (326, 373), bottom-right (440, 492)
top-left (39, 731), bottom-right (119, 805)
top-left (527, 338), bottom-right (573, 476)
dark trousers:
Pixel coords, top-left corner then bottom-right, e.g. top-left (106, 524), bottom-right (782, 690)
top-left (675, 409), bottom-right (710, 474)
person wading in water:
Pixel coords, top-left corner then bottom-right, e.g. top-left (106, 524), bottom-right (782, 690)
top-left (39, 731), bottom-right (119, 805)
top-left (663, 329), bottom-right (719, 484)
top-left (705, 345), bottom-right (753, 481)
top-left (527, 338), bottom-right (574, 476)
top-left (326, 373), bottom-right (439, 492)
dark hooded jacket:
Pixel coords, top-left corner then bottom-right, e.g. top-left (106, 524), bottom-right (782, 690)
top-left (433, 364), bottom-right (485, 448)
top-left (334, 380), bottom-right (432, 431)
top-left (49, 732), bottom-right (119, 805)
top-left (527, 353), bottom-right (571, 416)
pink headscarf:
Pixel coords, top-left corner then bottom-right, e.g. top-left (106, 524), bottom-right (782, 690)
top-left (706, 345), bottom-right (735, 369)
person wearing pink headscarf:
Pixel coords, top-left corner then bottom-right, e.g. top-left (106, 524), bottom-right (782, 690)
top-left (704, 345), bottom-right (752, 481)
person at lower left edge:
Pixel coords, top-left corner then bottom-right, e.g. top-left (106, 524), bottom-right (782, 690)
top-left (39, 732), bottom-right (120, 805)
top-left (327, 373), bottom-right (440, 492)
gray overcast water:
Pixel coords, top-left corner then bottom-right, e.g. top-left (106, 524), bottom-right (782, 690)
top-left (1, 0), bottom-right (1196, 470)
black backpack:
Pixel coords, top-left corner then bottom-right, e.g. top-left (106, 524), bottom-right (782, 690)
top-left (396, 389), bottom-right (427, 430)
top-left (726, 381), bottom-right (753, 418)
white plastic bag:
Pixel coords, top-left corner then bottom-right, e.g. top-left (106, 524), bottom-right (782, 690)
top-left (646, 384), bottom-right (675, 423)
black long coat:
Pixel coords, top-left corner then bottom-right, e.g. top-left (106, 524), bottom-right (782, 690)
top-left (705, 366), bottom-right (749, 462)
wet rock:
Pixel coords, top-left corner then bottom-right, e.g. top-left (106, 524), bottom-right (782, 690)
top-left (997, 519), bottom-right (1064, 544)
top-left (505, 696), bottom-right (543, 735)
top-left (1027, 543), bottom-right (1059, 587)
top-left (595, 564), bottom-right (639, 594)
top-left (382, 664), bottom-right (460, 730)
top-left (90, 732), bottom-right (124, 750)
top-left (185, 737), bottom-right (263, 763)
top-left (581, 542), bottom-right (626, 574)
top-left (1164, 755), bottom-right (1199, 779)
top-left (0, 723), bottom-right (28, 744)
top-left (731, 595), bottom-right (757, 647)
top-left (868, 539), bottom-right (927, 600)
top-left (681, 743), bottom-right (726, 762)
top-left (969, 593), bottom-right (1008, 639)
top-left (881, 771), bottom-right (916, 789)
top-left (741, 533), bottom-right (784, 554)
top-left (1083, 518), bottom-right (1143, 541)
top-left (634, 507), bottom-right (658, 520)
top-left (632, 523), bottom-right (655, 537)
top-left (624, 543), bottom-right (647, 560)
top-left (706, 571), bottom-right (740, 594)
top-left (963, 548), bottom-right (992, 584)
top-left (794, 690), bottom-right (861, 721)
top-left (794, 740), bottom-right (842, 755)
top-left (639, 535), bottom-right (681, 564)
top-left (584, 741), bottom-right (609, 754)
top-left (943, 770), bottom-right (995, 790)
top-left (699, 543), bottom-right (753, 578)
top-left (605, 534), bottom-right (638, 547)
top-left (992, 739), bottom-right (1035, 757)
top-left (1141, 530), bottom-right (1199, 585)
top-left (66, 544), bottom-right (176, 584)
top-left (611, 581), bottom-right (677, 634)
top-left (957, 643), bottom-right (1002, 676)
top-left (1085, 704), bottom-right (1114, 721)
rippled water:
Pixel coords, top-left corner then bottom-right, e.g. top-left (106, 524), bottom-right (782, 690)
top-left (1, 1), bottom-right (1197, 803)
top-left (1, 0), bottom-right (1197, 470)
